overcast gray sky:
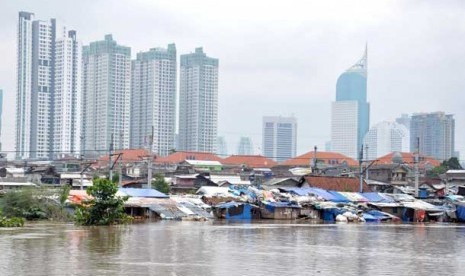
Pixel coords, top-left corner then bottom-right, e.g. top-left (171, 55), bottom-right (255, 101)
top-left (0, 0), bottom-right (464, 159)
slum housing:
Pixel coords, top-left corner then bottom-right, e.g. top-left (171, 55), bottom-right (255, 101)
top-left (2, 149), bottom-right (465, 223)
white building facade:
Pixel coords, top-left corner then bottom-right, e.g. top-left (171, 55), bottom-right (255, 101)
top-left (53, 30), bottom-right (82, 158)
top-left (363, 121), bottom-right (410, 159)
top-left (262, 116), bottom-right (297, 162)
top-left (16, 12), bottom-right (56, 159)
top-left (331, 101), bottom-right (359, 159)
top-left (178, 47), bottom-right (218, 153)
top-left (82, 35), bottom-right (131, 157)
top-left (130, 44), bottom-right (177, 157)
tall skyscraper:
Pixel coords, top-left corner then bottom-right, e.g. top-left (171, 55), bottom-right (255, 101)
top-left (16, 12), bottom-right (56, 159)
top-left (237, 137), bottom-right (254, 155)
top-left (331, 47), bottom-right (369, 159)
top-left (262, 116), bottom-right (297, 162)
top-left (410, 112), bottom-right (455, 161)
top-left (53, 29), bottom-right (82, 158)
top-left (363, 121), bottom-right (409, 158)
top-left (131, 45), bottom-right (177, 156)
top-left (82, 35), bottom-right (131, 157)
top-left (178, 47), bottom-right (218, 153)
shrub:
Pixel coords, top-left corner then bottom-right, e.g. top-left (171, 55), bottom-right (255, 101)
top-left (75, 178), bottom-right (131, 226)
top-left (153, 174), bottom-right (170, 194)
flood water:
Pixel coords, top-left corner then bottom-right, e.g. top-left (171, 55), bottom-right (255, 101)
top-left (1, 221), bottom-right (465, 276)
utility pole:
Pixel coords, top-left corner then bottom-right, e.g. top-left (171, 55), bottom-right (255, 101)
top-left (359, 144), bottom-right (364, 193)
top-left (80, 136), bottom-right (84, 190)
top-left (312, 146), bottom-right (317, 174)
top-left (414, 137), bottom-right (420, 198)
top-left (365, 144), bottom-right (369, 180)
top-left (119, 131), bottom-right (123, 188)
top-left (109, 133), bottom-right (114, 182)
top-left (80, 154), bottom-right (84, 190)
top-left (147, 126), bottom-right (154, 189)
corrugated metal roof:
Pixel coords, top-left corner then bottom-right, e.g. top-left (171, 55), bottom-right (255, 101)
top-left (338, 192), bottom-right (368, 202)
top-left (361, 192), bottom-right (395, 203)
top-left (119, 188), bottom-right (169, 198)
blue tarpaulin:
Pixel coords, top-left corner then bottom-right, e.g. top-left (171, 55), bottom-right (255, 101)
top-left (119, 188), bottom-right (169, 198)
top-left (361, 192), bottom-right (395, 203)
top-left (326, 191), bottom-right (350, 203)
top-left (279, 187), bottom-right (349, 202)
top-left (362, 213), bottom-right (379, 222)
top-left (366, 210), bottom-right (393, 221)
top-left (456, 205), bottom-right (465, 222)
top-left (321, 208), bottom-right (344, 221)
top-left (216, 202), bottom-right (256, 219)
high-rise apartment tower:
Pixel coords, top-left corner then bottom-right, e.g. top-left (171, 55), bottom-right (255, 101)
top-left (131, 44), bottom-right (177, 156)
top-left (178, 48), bottom-right (218, 153)
top-left (82, 35), bottom-right (131, 157)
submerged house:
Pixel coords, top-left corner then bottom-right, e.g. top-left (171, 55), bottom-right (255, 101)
top-left (214, 202), bottom-right (260, 219)
top-left (120, 188), bottom-right (170, 218)
top-left (259, 201), bottom-right (301, 219)
top-left (364, 193), bottom-right (445, 222)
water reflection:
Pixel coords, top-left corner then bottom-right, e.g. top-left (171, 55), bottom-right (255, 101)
top-left (1, 222), bottom-right (465, 275)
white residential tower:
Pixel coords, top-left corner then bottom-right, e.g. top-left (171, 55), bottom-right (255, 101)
top-left (131, 44), bottom-right (177, 156)
top-left (82, 35), bottom-right (131, 157)
top-left (178, 47), bottom-right (219, 153)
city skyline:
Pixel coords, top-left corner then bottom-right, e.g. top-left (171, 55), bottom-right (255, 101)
top-left (1, 1), bottom-right (464, 160)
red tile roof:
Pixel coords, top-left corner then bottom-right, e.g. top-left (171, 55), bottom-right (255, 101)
top-left (282, 151), bottom-right (358, 167)
top-left (304, 176), bottom-right (370, 192)
top-left (376, 152), bottom-right (441, 168)
top-left (222, 155), bottom-right (278, 168)
top-left (155, 151), bottom-right (222, 164)
top-left (99, 149), bottom-right (151, 163)
top-left (96, 149), bottom-right (151, 168)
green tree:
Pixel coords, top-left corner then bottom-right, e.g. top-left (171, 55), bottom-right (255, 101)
top-left (428, 157), bottom-right (464, 177)
top-left (75, 178), bottom-right (131, 225)
top-left (446, 157), bottom-right (463, 170)
top-left (1, 187), bottom-right (70, 221)
top-left (152, 174), bottom-right (170, 194)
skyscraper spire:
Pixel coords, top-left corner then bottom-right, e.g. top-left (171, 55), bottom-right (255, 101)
top-left (346, 46), bottom-right (367, 77)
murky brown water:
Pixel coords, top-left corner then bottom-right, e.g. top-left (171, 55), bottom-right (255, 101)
top-left (0, 221), bottom-right (464, 275)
